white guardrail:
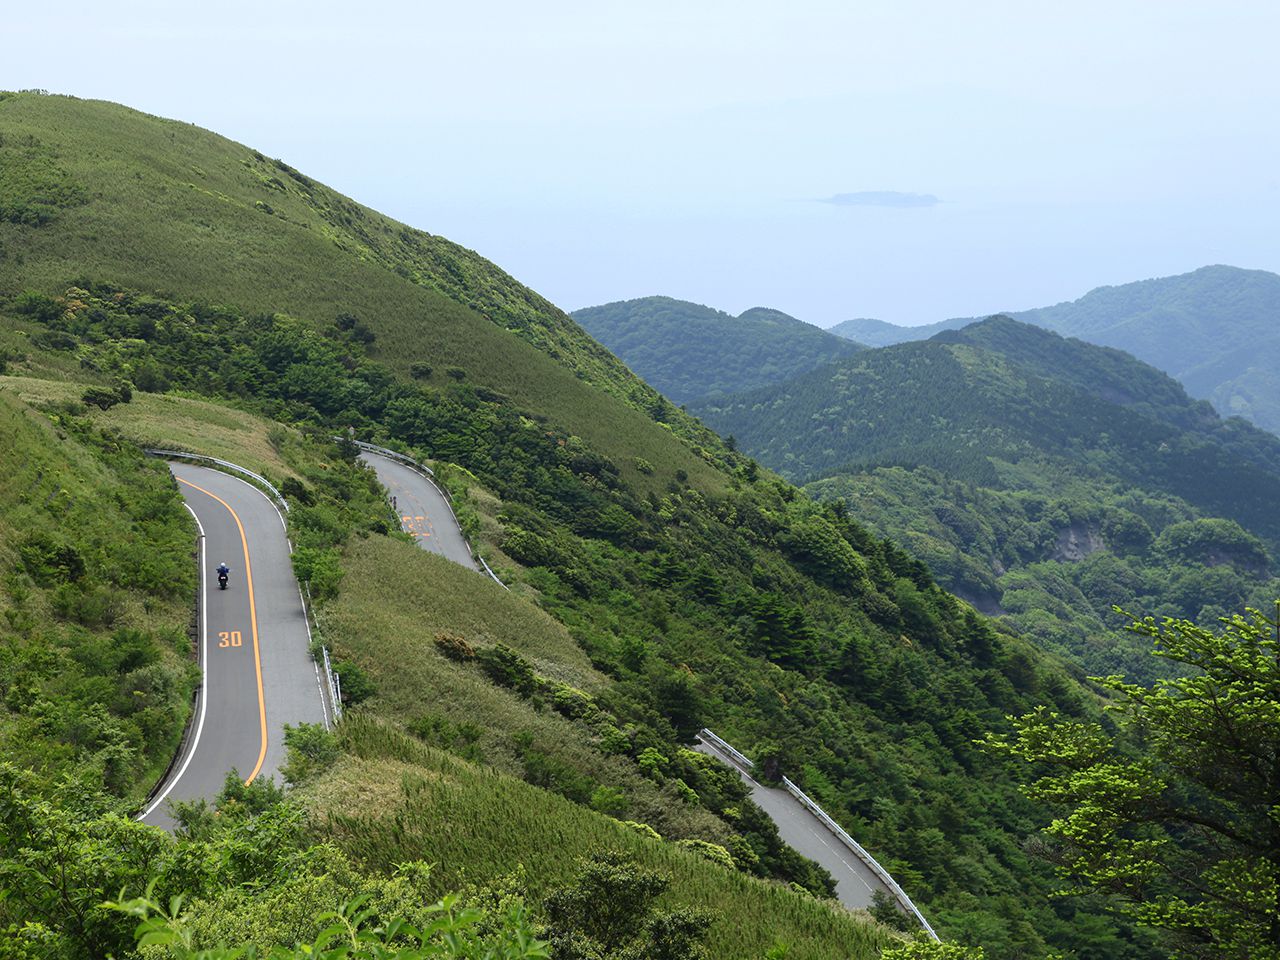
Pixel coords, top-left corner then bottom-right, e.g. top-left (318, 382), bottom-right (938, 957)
top-left (145, 448), bottom-right (289, 513)
top-left (342, 438), bottom-right (508, 591)
top-left (145, 448), bottom-right (344, 725)
top-left (699, 727), bottom-right (939, 941)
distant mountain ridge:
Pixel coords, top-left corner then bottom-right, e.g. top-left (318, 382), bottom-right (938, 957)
top-left (827, 266), bottom-right (1280, 434)
top-left (573, 296), bottom-right (864, 405)
top-left (828, 315), bottom-right (967, 346)
top-left (697, 315), bottom-right (1280, 548)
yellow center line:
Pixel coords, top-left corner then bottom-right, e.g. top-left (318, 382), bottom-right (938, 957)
top-left (178, 476), bottom-right (269, 784)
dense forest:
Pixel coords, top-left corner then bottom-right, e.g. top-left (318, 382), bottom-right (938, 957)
top-left (698, 318), bottom-right (1280, 544)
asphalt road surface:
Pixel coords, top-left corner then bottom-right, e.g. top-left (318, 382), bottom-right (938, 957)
top-left (694, 735), bottom-right (891, 911)
top-left (140, 462), bottom-right (333, 830)
top-left (359, 451), bottom-right (477, 570)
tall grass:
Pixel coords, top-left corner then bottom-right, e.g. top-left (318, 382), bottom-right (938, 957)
top-left (0, 376), bottom-right (299, 478)
top-left (324, 535), bottom-right (732, 843)
top-left (309, 715), bottom-right (893, 960)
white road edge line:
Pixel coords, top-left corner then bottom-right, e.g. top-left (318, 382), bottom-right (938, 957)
top-left (298, 579), bottom-right (331, 732)
top-left (140, 501), bottom-right (209, 821)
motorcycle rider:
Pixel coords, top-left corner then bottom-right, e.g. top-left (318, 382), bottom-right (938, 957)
top-left (216, 561), bottom-right (230, 587)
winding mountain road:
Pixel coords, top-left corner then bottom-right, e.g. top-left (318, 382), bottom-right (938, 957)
top-left (359, 450), bottom-right (477, 570)
top-left (360, 448), bottom-right (916, 911)
top-left (358, 447), bottom-right (920, 922)
top-left (695, 734), bottom-right (893, 912)
top-left (141, 463), bottom-right (332, 830)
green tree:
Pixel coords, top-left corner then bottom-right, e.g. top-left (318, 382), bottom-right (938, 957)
top-left (988, 608), bottom-right (1280, 959)
top-left (543, 853), bottom-right (710, 959)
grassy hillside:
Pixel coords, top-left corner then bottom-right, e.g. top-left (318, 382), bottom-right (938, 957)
top-left (0, 386), bottom-right (196, 801)
top-left (307, 717), bottom-right (896, 960)
top-left (573, 296), bottom-right (863, 405)
top-left (0, 280), bottom-right (1138, 955)
top-left (0, 91), bottom-right (727, 494)
top-left (0, 377), bottom-right (886, 958)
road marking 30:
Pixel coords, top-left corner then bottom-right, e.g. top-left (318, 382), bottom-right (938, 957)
top-left (178, 477), bottom-right (269, 785)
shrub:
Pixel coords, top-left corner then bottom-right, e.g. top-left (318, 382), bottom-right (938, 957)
top-left (637, 747), bottom-right (668, 781)
top-left (82, 386), bottom-right (124, 410)
top-left (550, 682), bottom-right (596, 720)
top-left (280, 476), bottom-right (314, 507)
top-left (406, 714), bottom-right (484, 762)
top-left (676, 838), bottom-right (735, 870)
top-left (410, 362), bottom-right (433, 380)
top-left (589, 785), bottom-right (628, 815)
top-left (543, 853), bottom-right (711, 958)
top-left (13, 291), bottom-right (62, 322)
top-left (19, 534), bottom-right (85, 585)
top-left (598, 724), bottom-right (631, 755)
top-left (292, 546), bottom-right (344, 601)
top-left (433, 630), bottom-right (475, 661)
top-left (335, 660), bottom-right (374, 705)
top-left (881, 941), bottom-right (985, 959)
top-left (520, 747), bottom-right (594, 803)
top-left (281, 722), bottom-right (339, 784)
top-left (869, 889), bottom-right (915, 933)
top-left (616, 820), bottom-right (662, 841)
top-left (725, 834), bottom-right (761, 873)
top-left (476, 643), bottom-right (537, 695)
top-left (51, 582), bottom-right (122, 628)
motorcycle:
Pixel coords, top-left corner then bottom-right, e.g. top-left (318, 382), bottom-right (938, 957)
top-left (217, 570), bottom-right (229, 590)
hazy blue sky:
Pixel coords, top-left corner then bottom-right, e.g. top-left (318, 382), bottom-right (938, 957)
top-left (9, 2), bottom-right (1279, 325)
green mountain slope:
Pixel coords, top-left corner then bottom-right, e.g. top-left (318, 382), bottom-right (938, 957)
top-left (698, 318), bottom-right (1280, 681)
top-left (0, 387), bottom-right (196, 799)
top-left (0, 379), bottom-right (887, 960)
top-left (1006, 265), bottom-right (1280, 430)
top-left (805, 464), bottom-right (1279, 683)
top-left (573, 296), bottom-right (864, 405)
top-left (698, 317), bottom-right (1280, 545)
top-left (0, 91), bottom-right (725, 492)
top-left (829, 266), bottom-right (1280, 434)
top-left (0, 92), bottom-right (1158, 957)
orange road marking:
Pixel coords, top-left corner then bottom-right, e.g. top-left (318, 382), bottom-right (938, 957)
top-left (178, 477), bottom-right (269, 784)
